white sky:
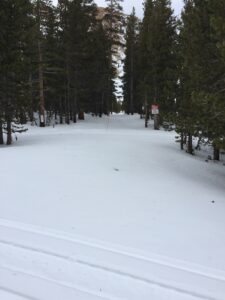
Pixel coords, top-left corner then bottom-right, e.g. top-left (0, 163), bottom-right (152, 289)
top-left (52, 0), bottom-right (184, 18)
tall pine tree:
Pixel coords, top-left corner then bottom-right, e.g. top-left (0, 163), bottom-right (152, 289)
top-left (0, 0), bottom-right (33, 144)
top-left (105, 0), bottom-right (124, 114)
top-left (123, 8), bottom-right (140, 115)
top-left (176, 0), bottom-right (224, 158)
top-left (139, 0), bottom-right (178, 128)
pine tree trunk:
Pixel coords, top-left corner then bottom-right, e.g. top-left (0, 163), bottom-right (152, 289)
top-left (130, 45), bottom-right (134, 115)
top-left (59, 98), bottom-right (63, 124)
top-left (20, 111), bottom-right (27, 124)
top-left (66, 64), bottom-right (70, 125)
top-left (144, 92), bottom-right (148, 128)
top-left (60, 114), bottom-right (63, 124)
top-left (73, 92), bottom-right (77, 123)
top-left (29, 73), bottom-right (34, 123)
top-left (99, 92), bottom-right (104, 117)
top-left (72, 97), bottom-right (77, 123)
top-left (37, 0), bottom-right (45, 128)
top-left (29, 110), bottom-right (34, 124)
top-left (38, 40), bottom-right (45, 127)
top-left (0, 121), bottom-right (4, 145)
top-left (145, 110), bottom-right (148, 127)
top-left (64, 88), bottom-right (69, 125)
top-left (6, 119), bottom-right (12, 145)
top-left (187, 133), bottom-right (193, 154)
top-left (65, 101), bottom-right (70, 124)
top-left (184, 133), bottom-right (187, 145)
top-left (213, 146), bottom-right (220, 161)
top-left (78, 111), bottom-right (84, 120)
top-left (180, 131), bottom-right (184, 150)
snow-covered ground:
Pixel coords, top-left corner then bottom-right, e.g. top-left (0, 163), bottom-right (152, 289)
top-left (0, 114), bottom-right (225, 300)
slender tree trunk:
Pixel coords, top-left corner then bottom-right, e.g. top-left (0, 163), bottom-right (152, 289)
top-left (64, 87), bottom-right (69, 125)
top-left (36, 0), bottom-right (45, 127)
top-left (184, 132), bottom-right (187, 145)
top-left (38, 40), bottom-right (45, 127)
top-left (78, 111), bottom-right (84, 120)
top-left (29, 110), bottom-right (34, 124)
top-left (6, 119), bottom-right (12, 145)
top-left (213, 146), bottom-right (220, 161)
top-left (72, 103), bottom-right (77, 123)
top-left (65, 99), bottom-right (70, 124)
top-left (144, 93), bottom-right (148, 128)
top-left (72, 90), bottom-right (77, 123)
top-left (107, 1), bottom-right (114, 116)
top-left (187, 133), bottom-right (193, 155)
top-left (99, 92), bottom-right (104, 117)
top-left (20, 110), bottom-right (27, 124)
top-left (0, 121), bottom-right (4, 145)
top-left (130, 44), bottom-right (134, 115)
top-left (59, 98), bottom-right (63, 124)
top-left (66, 64), bottom-right (70, 125)
top-left (29, 73), bottom-right (34, 123)
top-left (73, 90), bottom-right (77, 123)
top-left (180, 131), bottom-right (184, 150)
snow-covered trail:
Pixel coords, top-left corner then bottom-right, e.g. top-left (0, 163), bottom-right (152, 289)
top-left (1, 114), bottom-right (225, 299)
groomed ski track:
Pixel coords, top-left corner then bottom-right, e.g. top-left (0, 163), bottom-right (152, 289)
top-left (0, 218), bottom-right (225, 300)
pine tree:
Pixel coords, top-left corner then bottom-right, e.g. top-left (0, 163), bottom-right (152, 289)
top-left (32, 0), bottom-right (59, 127)
top-left (84, 22), bottom-right (111, 116)
top-left (33, 0), bottom-right (47, 126)
top-left (68, 0), bottom-right (96, 120)
top-left (105, 0), bottom-right (124, 114)
top-left (176, 0), bottom-right (224, 157)
top-left (139, 0), bottom-right (178, 129)
top-left (0, 0), bottom-right (8, 144)
top-left (208, 0), bottom-right (225, 158)
top-left (0, 0), bottom-right (33, 144)
top-left (176, 0), bottom-right (197, 153)
top-left (43, 3), bottom-right (59, 124)
top-left (56, 0), bottom-right (97, 123)
top-left (123, 8), bottom-right (140, 115)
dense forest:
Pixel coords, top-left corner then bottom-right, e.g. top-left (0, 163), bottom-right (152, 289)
top-left (0, 0), bottom-right (123, 144)
top-left (123, 0), bottom-right (225, 160)
top-left (0, 0), bottom-right (225, 160)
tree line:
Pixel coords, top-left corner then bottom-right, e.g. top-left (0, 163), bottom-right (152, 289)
top-left (123, 0), bottom-right (225, 160)
top-left (1, 0), bottom-right (225, 160)
top-left (0, 0), bottom-right (123, 145)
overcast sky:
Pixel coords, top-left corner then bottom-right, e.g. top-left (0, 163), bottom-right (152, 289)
top-left (52, 0), bottom-right (184, 18)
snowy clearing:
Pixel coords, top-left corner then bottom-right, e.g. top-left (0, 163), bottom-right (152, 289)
top-left (0, 114), bottom-right (225, 300)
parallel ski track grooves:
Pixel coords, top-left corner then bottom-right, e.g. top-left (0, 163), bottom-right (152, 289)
top-left (0, 286), bottom-right (39, 300)
top-left (0, 238), bottom-right (222, 300)
top-left (0, 219), bottom-right (224, 282)
top-left (0, 266), bottom-right (112, 300)
top-left (0, 219), bottom-right (224, 300)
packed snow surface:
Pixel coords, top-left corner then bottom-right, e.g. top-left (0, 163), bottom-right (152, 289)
top-left (0, 114), bottom-right (225, 300)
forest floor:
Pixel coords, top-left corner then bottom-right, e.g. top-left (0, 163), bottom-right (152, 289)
top-left (0, 114), bottom-right (225, 300)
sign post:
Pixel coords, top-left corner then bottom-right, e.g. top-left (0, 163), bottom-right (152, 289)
top-left (151, 104), bottom-right (160, 130)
